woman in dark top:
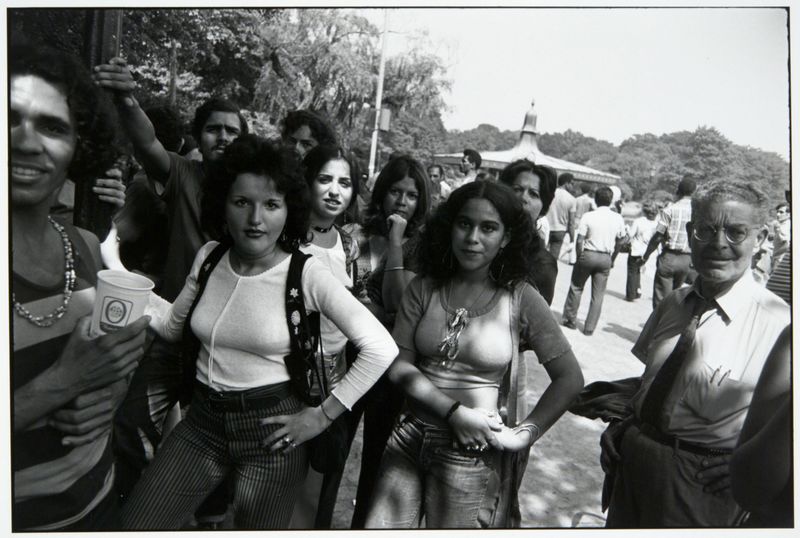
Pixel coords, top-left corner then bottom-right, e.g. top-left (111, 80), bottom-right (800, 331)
top-left (348, 154), bottom-right (431, 527)
top-left (498, 160), bottom-right (558, 305)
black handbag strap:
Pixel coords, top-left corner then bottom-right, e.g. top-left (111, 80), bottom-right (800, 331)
top-left (284, 250), bottom-right (325, 405)
top-left (179, 242), bottom-right (229, 405)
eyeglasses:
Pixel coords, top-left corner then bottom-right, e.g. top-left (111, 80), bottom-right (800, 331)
top-left (691, 223), bottom-right (758, 245)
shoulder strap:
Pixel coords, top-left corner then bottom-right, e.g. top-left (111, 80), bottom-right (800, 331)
top-left (500, 282), bottom-right (527, 426)
top-left (179, 242), bottom-right (228, 404)
top-left (335, 224), bottom-right (357, 279)
top-left (284, 250), bottom-right (324, 404)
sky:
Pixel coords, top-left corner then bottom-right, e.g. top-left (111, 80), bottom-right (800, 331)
top-left (360, 7), bottom-right (790, 159)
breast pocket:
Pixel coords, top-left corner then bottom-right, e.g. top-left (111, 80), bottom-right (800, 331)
top-left (681, 362), bottom-right (754, 426)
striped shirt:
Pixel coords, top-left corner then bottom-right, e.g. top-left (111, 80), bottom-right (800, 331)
top-left (12, 224), bottom-right (114, 531)
top-left (655, 197), bottom-right (692, 253)
top-left (766, 254), bottom-right (791, 305)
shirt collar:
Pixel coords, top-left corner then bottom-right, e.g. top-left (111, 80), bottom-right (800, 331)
top-left (688, 271), bottom-right (757, 321)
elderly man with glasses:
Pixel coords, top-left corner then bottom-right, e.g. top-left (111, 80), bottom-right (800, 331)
top-left (600, 179), bottom-right (790, 527)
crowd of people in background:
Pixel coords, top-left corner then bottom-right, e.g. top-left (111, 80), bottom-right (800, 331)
top-left (9, 38), bottom-right (792, 531)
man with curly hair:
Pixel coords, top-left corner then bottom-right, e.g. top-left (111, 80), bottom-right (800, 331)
top-left (10, 40), bottom-right (150, 531)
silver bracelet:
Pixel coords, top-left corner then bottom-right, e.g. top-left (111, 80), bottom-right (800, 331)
top-left (515, 423), bottom-right (541, 447)
top-left (319, 400), bottom-right (336, 422)
top-left (384, 266), bottom-right (405, 272)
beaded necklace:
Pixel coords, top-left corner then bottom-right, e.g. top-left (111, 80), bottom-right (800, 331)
top-left (12, 216), bottom-right (77, 327)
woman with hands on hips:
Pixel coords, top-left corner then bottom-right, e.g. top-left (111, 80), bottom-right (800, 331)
top-left (122, 135), bottom-right (397, 529)
top-left (364, 181), bottom-right (584, 528)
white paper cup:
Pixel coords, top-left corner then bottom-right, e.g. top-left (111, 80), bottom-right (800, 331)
top-left (90, 270), bottom-right (154, 337)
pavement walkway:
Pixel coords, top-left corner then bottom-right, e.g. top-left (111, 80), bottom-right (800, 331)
top-left (331, 255), bottom-right (658, 528)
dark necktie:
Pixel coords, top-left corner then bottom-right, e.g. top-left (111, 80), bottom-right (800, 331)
top-left (639, 293), bottom-right (716, 428)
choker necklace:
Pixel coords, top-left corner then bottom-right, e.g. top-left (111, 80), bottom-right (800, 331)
top-left (437, 279), bottom-right (490, 367)
top-left (13, 216), bottom-right (77, 327)
top-left (312, 224), bottom-right (334, 234)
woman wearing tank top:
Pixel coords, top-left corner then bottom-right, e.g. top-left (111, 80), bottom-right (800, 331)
top-left (365, 181), bottom-right (584, 528)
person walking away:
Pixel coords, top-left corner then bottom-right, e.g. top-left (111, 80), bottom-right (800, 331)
top-left (625, 202), bottom-right (658, 301)
top-left (561, 187), bottom-right (626, 335)
top-left (546, 173), bottom-right (577, 260)
top-left (574, 182), bottom-right (596, 223)
top-left (638, 177), bottom-right (696, 309)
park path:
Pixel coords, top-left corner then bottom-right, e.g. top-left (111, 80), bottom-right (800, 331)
top-left (332, 255), bottom-right (657, 528)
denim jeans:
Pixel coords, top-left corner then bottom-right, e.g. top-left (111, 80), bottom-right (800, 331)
top-left (364, 413), bottom-right (502, 528)
top-left (562, 250), bottom-right (612, 333)
top-left (121, 383), bottom-right (308, 530)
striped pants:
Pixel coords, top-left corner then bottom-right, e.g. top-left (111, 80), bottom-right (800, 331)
top-left (121, 385), bottom-right (309, 529)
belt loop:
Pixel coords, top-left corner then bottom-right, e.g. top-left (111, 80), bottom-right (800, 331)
top-left (672, 436), bottom-right (680, 459)
top-left (240, 392), bottom-right (247, 413)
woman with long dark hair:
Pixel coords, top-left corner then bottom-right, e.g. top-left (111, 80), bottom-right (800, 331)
top-left (347, 154), bottom-right (432, 527)
top-left (291, 144), bottom-right (361, 528)
top-left (365, 181), bottom-right (584, 528)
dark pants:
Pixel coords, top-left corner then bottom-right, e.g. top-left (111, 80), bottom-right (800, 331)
top-left (113, 335), bottom-right (229, 518)
top-left (548, 230), bottom-right (568, 260)
top-left (562, 250), bottom-right (612, 334)
top-left (350, 375), bottom-right (406, 528)
top-left (57, 490), bottom-right (121, 531)
top-left (606, 424), bottom-right (742, 527)
top-left (626, 255), bottom-right (643, 301)
top-left (652, 251), bottom-right (693, 309)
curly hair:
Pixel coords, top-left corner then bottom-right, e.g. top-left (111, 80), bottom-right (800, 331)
top-left (10, 38), bottom-right (118, 185)
top-left (498, 159), bottom-right (557, 216)
top-left (201, 134), bottom-right (310, 251)
top-left (280, 109), bottom-right (337, 146)
top-left (418, 181), bottom-right (535, 289)
top-left (363, 154), bottom-right (431, 238)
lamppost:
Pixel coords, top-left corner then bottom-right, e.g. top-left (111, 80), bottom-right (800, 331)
top-left (367, 9), bottom-right (389, 179)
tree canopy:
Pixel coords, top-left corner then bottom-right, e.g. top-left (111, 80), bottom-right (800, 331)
top-left (9, 7), bottom-right (788, 203)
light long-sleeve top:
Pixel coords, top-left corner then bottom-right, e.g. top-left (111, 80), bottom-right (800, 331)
top-left (147, 241), bottom-right (398, 409)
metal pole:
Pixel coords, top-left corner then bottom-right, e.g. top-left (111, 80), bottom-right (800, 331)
top-left (367, 9), bottom-right (389, 178)
top-left (75, 9), bottom-right (123, 238)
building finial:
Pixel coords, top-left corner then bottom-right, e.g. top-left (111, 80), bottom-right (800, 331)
top-left (522, 99), bottom-right (538, 134)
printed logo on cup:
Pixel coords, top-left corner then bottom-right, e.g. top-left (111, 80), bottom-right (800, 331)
top-left (100, 296), bottom-right (133, 332)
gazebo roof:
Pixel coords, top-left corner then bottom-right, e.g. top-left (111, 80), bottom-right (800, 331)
top-left (434, 101), bottom-right (620, 185)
